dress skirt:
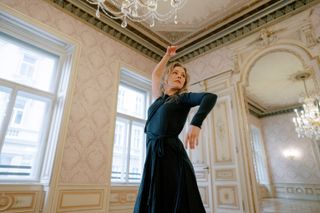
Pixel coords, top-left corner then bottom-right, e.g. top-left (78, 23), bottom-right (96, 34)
top-left (133, 135), bottom-right (206, 213)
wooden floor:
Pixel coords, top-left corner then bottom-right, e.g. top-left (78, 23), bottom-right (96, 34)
top-left (260, 198), bottom-right (320, 213)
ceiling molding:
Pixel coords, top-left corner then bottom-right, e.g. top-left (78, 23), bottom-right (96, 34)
top-left (46, 0), bottom-right (319, 63)
top-left (172, 0), bottom-right (320, 63)
top-left (248, 98), bottom-right (303, 118)
top-left (45, 0), bottom-right (164, 61)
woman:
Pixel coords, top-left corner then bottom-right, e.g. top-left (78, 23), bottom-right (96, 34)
top-left (134, 46), bottom-right (217, 213)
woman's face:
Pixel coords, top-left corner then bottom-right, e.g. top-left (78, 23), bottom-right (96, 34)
top-left (166, 66), bottom-right (186, 91)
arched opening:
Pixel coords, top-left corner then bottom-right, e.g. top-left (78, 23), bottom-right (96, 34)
top-left (239, 43), bottom-right (320, 213)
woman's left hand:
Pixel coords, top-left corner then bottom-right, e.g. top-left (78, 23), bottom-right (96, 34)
top-left (184, 125), bottom-right (201, 149)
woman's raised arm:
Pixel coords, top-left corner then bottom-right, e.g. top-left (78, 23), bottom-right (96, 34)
top-left (152, 46), bottom-right (177, 98)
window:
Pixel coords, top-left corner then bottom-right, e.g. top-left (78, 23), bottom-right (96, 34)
top-left (111, 70), bottom-right (151, 184)
top-left (0, 12), bottom-right (75, 182)
top-left (250, 125), bottom-right (270, 185)
top-left (11, 98), bottom-right (26, 126)
top-left (19, 54), bottom-right (37, 78)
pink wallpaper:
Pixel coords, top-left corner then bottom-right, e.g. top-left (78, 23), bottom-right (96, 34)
top-left (261, 112), bottom-right (320, 184)
top-left (1, 0), bottom-right (155, 184)
top-left (186, 47), bottom-right (234, 84)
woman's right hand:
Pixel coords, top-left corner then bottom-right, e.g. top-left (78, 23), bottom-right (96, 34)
top-left (166, 46), bottom-right (177, 57)
top-left (152, 45), bottom-right (177, 98)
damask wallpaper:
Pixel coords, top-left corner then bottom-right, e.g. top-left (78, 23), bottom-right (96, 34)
top-left (0, 0), bottom-right (156, 184)
top-left (186, 47), bottom-right (234, 84)
top-left (261, 112), bottom-right (320, 184)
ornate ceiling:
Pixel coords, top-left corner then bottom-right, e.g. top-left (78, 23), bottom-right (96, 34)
top-left (46, 0), bottom-right (319, 62)
top-left (45, 0), bottom-right (319, 118)
top-left (246, 51), bottom-right (317, 117)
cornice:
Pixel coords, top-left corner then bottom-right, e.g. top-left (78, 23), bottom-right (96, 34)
top-left (173, 0), bottom-right (320, 63)
top-left (46, 0), bottom-right (319, 62)
top-left (45, 0), bottom-right (164, 61)
top-left (248, 102), bottom-right (303, 118)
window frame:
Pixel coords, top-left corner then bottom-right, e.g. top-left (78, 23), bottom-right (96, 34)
top-left (111, 69), bottom-right (151, 185)
top-left (250, 125), bottom-right (270, 185)
top-left (0, 11), bottom-right (77, 184)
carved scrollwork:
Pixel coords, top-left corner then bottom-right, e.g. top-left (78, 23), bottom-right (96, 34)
top-left (0, 193), bottom-right (14, 212)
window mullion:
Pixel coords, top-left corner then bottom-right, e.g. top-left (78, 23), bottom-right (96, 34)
top-left (126, 120), bottom-right (133, 183)
top-left (34, 98), bottom-right (55, 181)
top-left (117, 112), bottom-right (146, 123)
top-left (0, 88), bottom-right (17, 152)
top-left (0, 79), bottom-right (55, 100)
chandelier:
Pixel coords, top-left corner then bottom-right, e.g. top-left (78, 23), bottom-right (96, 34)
top-left (87, 0), bottom-right (187, 28)
top-left (292, 72), bottom-right (320, 140)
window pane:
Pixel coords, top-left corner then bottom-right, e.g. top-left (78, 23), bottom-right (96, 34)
top-left (0, 92), bottom-right (51, 179)
top-left (0, 86), bottom-right (12, 131)
top-left (250, 126), bottom-right (269, 184)
top-left (117, 84), bottom-right (146, 119)
top-left (0, 35), bottom-right (58, 92)
top-left (129, 122), bottom-right (145, 183)
top-left (111, 118), bottom-right (129, 182)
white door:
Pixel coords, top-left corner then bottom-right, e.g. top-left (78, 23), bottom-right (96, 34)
top-left (186, 111), bottom-right (214, 213)
top-left (184, 93), bottom-right (245, 213)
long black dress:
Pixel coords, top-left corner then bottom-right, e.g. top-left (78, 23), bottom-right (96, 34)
top-left (134, 92), bottom-right (217, 213)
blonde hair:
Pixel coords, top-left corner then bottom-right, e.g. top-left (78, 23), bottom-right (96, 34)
top-left (160, 62), bottom-right (190, 100)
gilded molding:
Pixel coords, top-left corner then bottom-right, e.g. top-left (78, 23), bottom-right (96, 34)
top-left (57, 189), bottom-right (104, 211)
top-left (173, 0), bottom-right (320, 62)
top-left (216, 185), bottom-right (240, 209)
top-left (215, 169), bottom-right (237, 181)
top-left (249, 104), bottom-right (303, 118)
top-left (0, 193), bottom-right (14, 212)
top-left (45, 0), bottom-right (320, 63)
top-left (0, 192), bottom-right (37, 212)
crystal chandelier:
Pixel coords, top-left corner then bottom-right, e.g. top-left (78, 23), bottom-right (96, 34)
top-left (292, 72), bottom-right (320, 140)
top-left (87, 0), bottom-right (187, 28)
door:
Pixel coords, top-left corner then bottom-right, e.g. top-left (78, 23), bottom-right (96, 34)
top-left (186, 108), bottom-right (214, 212)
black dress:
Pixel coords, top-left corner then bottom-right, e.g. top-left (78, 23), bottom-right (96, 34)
top-left (134, 92), bottom-right (217, 213)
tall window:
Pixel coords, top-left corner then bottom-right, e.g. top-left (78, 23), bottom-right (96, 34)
top-left (250, 125), bottom-right (269, 185)
top-left (0, 12), bottom-right (74, 182)
top-left (111, 70), bottom-right (151, 184)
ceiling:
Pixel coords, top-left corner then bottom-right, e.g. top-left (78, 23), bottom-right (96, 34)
top-left (47, 0), bottom-right (319, 62)
top-left (123, 0), bottom-right (272, 46)
top-left (46, 0), bottom-right (319, 117)
top-left (246, 51), bottom-right (317, 117)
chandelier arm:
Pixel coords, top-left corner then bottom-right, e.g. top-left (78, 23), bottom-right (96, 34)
top-left (128, 14), bottom-right (174, 23)
top-left (133, 0), bottom-right (186, 9)
top-left (136, 0), bottom-right (151, 8)
top-left (87, 0), bottom-right (99, 5)
top-left (108, 0), bottom-right (122, 8)
top-left (87, 0), bottom-right (187, 27)
top-left (100, 4), bottom-right (125, 19)
top-left (130, 10), bottom-right (175, 22)
top-left (101, 7), bottom-right (124, 19)
top-left (87, 0), bottom-right (124, 16)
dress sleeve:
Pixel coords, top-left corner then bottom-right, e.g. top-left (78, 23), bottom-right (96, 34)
top-left (180, 92), bottom-right (218, 128)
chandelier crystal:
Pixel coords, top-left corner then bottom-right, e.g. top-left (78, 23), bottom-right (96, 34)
top-left (87, 0), bottom-right (187, 28)
top-left (292, 72), bottom-right (320, 140)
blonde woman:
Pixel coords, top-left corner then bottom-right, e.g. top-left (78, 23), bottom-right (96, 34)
top-left (134, 46), bottom-right (217, 213)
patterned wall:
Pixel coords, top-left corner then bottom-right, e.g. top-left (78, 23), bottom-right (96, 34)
top-left (186, 47), bottom-right (234, 84)
top-left (0, 0), bottom-right (156, 184)
top-left (261, 112), bottom-right (320, 184)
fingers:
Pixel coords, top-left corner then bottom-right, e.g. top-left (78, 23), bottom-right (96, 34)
top-left (190, 136), bottom-right (198, 149)
top-left (184, 132), bottom-right (198, 150)
top-left (185, 126), bottom-right (201, 150)
top-left (166, 46), bottom-right (177, 56)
